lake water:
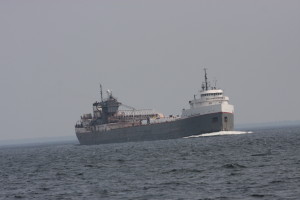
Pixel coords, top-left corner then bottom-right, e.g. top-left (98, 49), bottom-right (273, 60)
top-left (0, 126), bottom-right (300, 199)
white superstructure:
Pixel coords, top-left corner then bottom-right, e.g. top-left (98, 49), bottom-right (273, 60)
top-left (181, 69), bottom-right (234, 118)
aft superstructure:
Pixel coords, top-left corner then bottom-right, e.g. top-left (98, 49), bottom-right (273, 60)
top-left (182, 69), bottom-right (234, 118)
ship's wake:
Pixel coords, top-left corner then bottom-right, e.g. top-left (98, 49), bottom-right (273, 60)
top-left (183, 131), bottom-right (253, 138)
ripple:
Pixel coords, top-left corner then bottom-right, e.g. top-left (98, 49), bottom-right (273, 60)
top-left (251, 194), bottom-right (265, 198)
top-left (162, 168), bottom-right (204, 174)
top-left (222, 163), bottom-right (246, 169)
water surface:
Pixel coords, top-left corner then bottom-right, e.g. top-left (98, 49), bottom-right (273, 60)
top-left (1, 126), bottom-right (299, 199)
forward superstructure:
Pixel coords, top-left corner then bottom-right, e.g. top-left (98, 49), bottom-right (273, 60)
top-left (75, 69), bottom-right (234, 145)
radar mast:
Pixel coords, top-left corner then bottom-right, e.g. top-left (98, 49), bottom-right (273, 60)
top-left (204, 68), bottom-right (208, 91)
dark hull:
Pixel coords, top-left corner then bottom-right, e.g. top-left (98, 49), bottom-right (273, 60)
top-left (76, 112), bottom-right (234, 145)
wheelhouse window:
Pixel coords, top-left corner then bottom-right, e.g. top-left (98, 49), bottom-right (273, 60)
top-left (224, 116), bottom-right (228, 122)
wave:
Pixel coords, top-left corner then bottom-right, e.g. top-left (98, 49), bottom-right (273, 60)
top-left (183, 131), bottom-right (253, 138)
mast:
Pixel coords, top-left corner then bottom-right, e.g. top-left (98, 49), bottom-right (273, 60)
top-left (100, 84), bottom-right (103, 102)
top-left (204, 68), bottom-right (208, 90)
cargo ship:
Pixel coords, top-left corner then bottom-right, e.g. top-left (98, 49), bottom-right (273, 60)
top-left (75, 69), bottom-right (234, 145)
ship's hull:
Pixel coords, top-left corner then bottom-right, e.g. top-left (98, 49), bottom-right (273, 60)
top-left (76, 112), bottom-right (233, 145)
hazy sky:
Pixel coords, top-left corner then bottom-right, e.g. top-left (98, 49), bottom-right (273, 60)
top-left (1, 0), bottom-right (299, 140)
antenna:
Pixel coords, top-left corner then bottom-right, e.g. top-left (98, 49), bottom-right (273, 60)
top-left (100, 84), bottom-right (103, 102)
top-left (204, 68), bottom-right (208, 90)
top-left (213, 78), bottom-right (217, 89)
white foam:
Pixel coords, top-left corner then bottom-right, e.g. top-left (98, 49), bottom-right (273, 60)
top-left (183, 131), bottom-right (253, 138)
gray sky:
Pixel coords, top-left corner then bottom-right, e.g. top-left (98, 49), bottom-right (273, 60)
top-left (1, 0), bottom-right (299, 140)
